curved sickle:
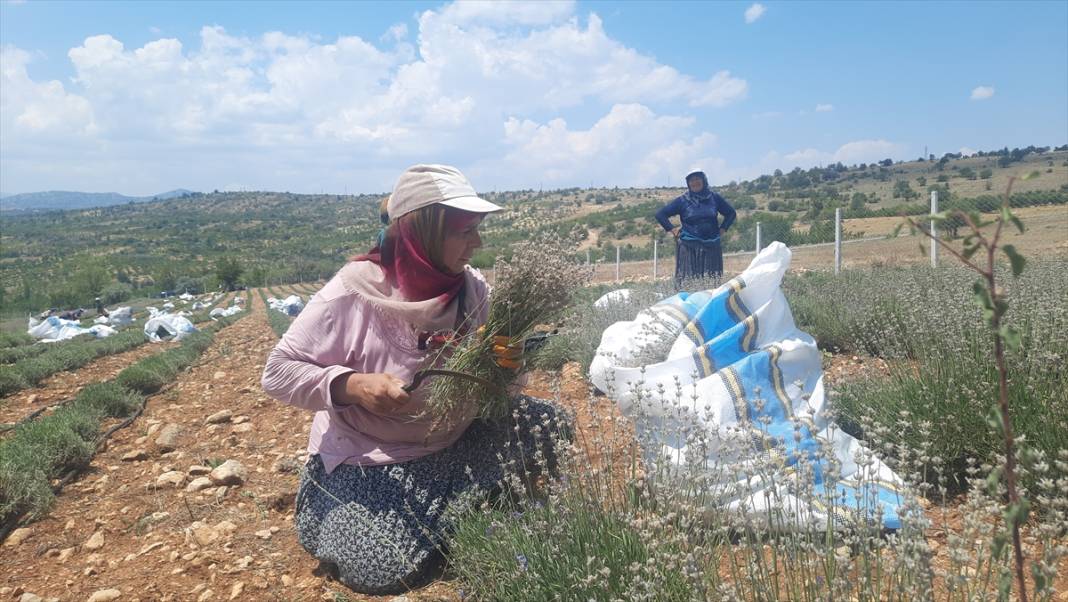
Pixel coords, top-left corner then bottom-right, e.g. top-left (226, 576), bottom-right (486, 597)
top-left (403, 368), bottom-right (506, 394)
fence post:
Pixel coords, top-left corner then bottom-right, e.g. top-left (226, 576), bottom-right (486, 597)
top-left (755, 222), bottom-right (762, 254)
top-left (652, 239), bottom-right (658, 281)
top-left (615, 246), bottom-right (621, 282)
top-left (586, 249), bottom-right (590, 265)
top-left (834, 207), bottom-right (842, 275)
top-left (930, 190), bottom-right (939, 267)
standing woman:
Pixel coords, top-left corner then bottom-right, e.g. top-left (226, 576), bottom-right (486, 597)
top-left (261, 164), bottom-right (566, 595)
top-left (655, 170), bottom-right (737, 289)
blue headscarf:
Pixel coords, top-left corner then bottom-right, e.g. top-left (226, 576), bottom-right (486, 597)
top-left (684, 171), bottom-right (714, 204)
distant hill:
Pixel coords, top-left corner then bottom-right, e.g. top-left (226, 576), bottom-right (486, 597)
top-left (0, 189), bottom-right (196, 213)
top-left (0, 144), bottom-right (1064, 315)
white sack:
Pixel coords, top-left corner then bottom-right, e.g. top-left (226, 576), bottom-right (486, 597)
top-left (144, 314), bottom-right (197, 342)
top-left (209, 306), bottom-right (242, 319)
top-left (589, 242), bottom-right (905, 531)
top-left (109, 307), bottom-right (133, 326)
top-left (268, 295), bottom-right (303, 317)
top-left (27, 315), bottom-right (115, 342)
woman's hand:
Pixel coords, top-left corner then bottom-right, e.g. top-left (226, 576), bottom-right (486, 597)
top-left (331, 372), bottom-right (411, 415)
top-left (477, 326), bottom-right (524, 370)
top-left (671, 226), bottom-right (682, 239)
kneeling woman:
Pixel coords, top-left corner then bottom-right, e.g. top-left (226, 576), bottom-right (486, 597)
top-left (261, 165), bottom-right (566, 594)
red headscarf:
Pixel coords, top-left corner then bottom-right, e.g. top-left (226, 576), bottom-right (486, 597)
top-left (354, 209), bottom-right (479, 305)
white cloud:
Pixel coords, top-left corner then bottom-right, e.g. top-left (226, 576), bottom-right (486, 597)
top-left (149, 26), bottom-right (162, 34)
top-left (970, 85), bottom-right (995, 100)
top-left (438, 0), bottom-right (575, 26)
top-left (1, 45), bottom-right (97, 136)
top-left (1, 1), bottom-right (749, 194)
top-left (770, 139), bottom-right (906, 171)
top-left (815, 103), bottom-right (834, 112)
top-left (832, 139), bottom-right (904, 164)
top-left (744, 3), bottom-right (766, 23)
top-left (481, 103), bottom-right (730, 187)
top-left (382, 23), bottom-right (408, 42)
top-left (959, 147), bottom-right (977, 157)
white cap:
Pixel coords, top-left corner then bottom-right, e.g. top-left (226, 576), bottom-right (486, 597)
top-left (386, 164), bottom-right (502, 220)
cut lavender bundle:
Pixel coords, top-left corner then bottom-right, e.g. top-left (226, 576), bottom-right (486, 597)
top-left (426, 234), bottom-right (590, 424)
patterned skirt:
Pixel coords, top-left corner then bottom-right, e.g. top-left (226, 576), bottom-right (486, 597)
top-left (675, 238), bottom-right (724, 290)
top-left (294, 396), bottom-right (569, 595)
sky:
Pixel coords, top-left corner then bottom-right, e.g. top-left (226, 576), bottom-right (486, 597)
top-left (1, 0), bottom-right (1066, 196)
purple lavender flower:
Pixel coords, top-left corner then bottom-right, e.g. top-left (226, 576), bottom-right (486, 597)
top-left (516, 553), bottom-right (529, 572)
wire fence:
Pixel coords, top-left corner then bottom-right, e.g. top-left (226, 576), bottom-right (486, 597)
top-left (585, 194), bottom-right (948, 284)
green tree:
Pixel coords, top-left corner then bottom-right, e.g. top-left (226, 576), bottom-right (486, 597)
top-left (246, 265), bottom-right (268, 288)
top-left (154, 266), bottom-right (177, 292)
top-left (72, 261), bottom-right (111, 300)
top-left (174, 276), bottom-right (203, 295)
top-left (100, 282), bottom-right (133, 305)
top-left (215, 257), bottom-right (244, 291)
top-left (892, 179), bottom-right (918, 200)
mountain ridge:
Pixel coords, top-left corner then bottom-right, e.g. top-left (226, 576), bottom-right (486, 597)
top-left (0, 189), bottom-right (196, 212)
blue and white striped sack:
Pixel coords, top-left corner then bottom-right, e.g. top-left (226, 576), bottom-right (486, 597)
top-left (589, 242), bottom-right (905, 531)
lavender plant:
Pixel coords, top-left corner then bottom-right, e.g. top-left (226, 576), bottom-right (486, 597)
top-left (425, 234), bottom-right (591, 423)
top-left (901, 176), bottom-right (1041, 601)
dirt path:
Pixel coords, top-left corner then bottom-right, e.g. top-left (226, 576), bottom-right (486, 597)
top-left (0, 290), bottom-right (464, 602)
top-left (0, 342), bottom-right (179, 428)
top-left (0, 294), bottom-right (239, 430)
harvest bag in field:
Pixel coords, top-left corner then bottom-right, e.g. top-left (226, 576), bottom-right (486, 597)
top-left (590, 242), bottom-right (905, 531)
top-left (27, 316), bottom-right (117, 343)
top-left (267, 295), bottom-right (304, 317)
top-left (144, 314), bottom-right (197, 342)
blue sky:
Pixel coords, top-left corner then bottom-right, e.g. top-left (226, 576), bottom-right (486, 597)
top-left (1, 0), bottom-right (1065, 196)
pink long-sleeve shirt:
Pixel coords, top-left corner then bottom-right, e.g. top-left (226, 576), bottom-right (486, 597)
top-left (261, 265), bottom-right (489, 473)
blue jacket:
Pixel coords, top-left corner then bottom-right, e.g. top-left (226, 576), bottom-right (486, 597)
top-left (654, 172), bottom-right (736, 242)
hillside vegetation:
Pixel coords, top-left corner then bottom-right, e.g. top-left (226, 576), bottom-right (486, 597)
top-left (1, 145), bottom-right (1065, 316)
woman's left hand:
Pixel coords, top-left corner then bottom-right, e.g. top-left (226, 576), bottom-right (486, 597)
top-left (477, 326), bottom-right (524, 370)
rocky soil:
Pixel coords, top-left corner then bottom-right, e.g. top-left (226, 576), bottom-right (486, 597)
top-left (1, 291), bottom-right (463, 601)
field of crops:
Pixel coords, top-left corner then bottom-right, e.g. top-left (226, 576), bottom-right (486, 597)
top-left (0, 243), bottom-right (1064, 602)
